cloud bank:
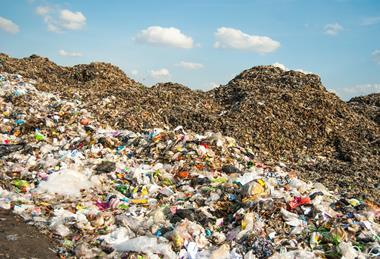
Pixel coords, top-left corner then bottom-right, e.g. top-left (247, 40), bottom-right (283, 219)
top-left (136, 26), bottom-right (194, 49)
top-left (35, 6), bottom-right (86, 32)
top-left (177, 61), bottom-right (204, 70)
top-left (58, 50), bottom-right (83, 57)
top-left (151, 68), bottom-right (170, 79)
top-left (0, 17), bottom-right (20, 34)
top-left (214, 27), bottom-right (280, 54)
top-left (324, 23), bottom-right (343, 36)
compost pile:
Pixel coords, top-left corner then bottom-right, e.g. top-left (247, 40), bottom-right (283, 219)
top-left (0, 53), bottom-right (379, 201)
top-left (1, 73), bottom-right (379, 258)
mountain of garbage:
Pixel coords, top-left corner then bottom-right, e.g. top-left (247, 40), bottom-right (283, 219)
top-left (0, 53), bottom-right (379, 202)
top-left (348, 93), bottom-right (380, 125)
top-left (1, 72), bottom-right (379, 258)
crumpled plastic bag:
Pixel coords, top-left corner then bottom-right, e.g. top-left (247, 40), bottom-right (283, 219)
top-left (281, 208), bottom-right (306, 234)
top-left (110, 236), bottom-right (176, 259)
top-left (49, 208), bottom-right (75, 237)
top-left (196, 244), bottom-right (230, 259)
top-left (37, 168), bottom-right (94, 197)
top-left (100, 227), bottom-right (135, 244)
top-left (270, 250), bottom-right (318, 259)
top-left (339, 241), bottom-right (366, 259)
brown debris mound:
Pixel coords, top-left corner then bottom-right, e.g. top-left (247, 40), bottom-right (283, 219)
top-left (0, 53), bottom-right (379, 201)
top-left (0, 53), bottom-right (143, 97)
top-left (211, 66), bottom-right (377, 157)
top-left (348, 93), bottom-right (380, 125)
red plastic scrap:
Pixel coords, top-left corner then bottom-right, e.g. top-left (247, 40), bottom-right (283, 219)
top-left (289, 196), bottom-right (311, 209)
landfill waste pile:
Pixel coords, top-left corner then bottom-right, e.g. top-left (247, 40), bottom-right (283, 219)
top-left (348, 93), bottom-right (380, 126)
top-left (0, 54), bottom-right (143, 96)
top-left (210, 67), bottom-right (380, 202)
top-left (1, 53), bottom-right (379, 202)
top-left (1, 74), bottom-right (380, 258)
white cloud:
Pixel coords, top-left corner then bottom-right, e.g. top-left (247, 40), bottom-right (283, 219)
top-left (59, 9), bottom-right (86, 30)
top-left (0, 16), bottom-right (20, 34)
top-left (150, 68), bottom-right (170, 79)
top-left (294, 69), bottom-right (313, 74)
top-left (35, 6), bottom-right (60, 32)
top-left (336, 84), bottom-right (380, 100)
top-left (58, 49), bottom-right (83, 57)
top-left (136, 26), bottom-right (194, 49)
top-left (372, 49), bottom-right (380, 64)
top-left (272, 62), bottom-right (313, 74)
top-left (176, 61), bottom-right (204, 70)
top-left (328, 88), bottom-right (337, 94)
top-left (201, 82), bottom-right (220, 91)
top-left (324, 23), bottom-right (343, 36)
top-left (213, 27), bottom-right (280, 54)
top-left (36, 6), bottom-right (86, 32)
top-left (272, 62), bottom-right (288, 70)
top-left (131, 69), bottom-right (139, 76)
top-left (209, 82), bottom-right (219, 88)
top-left (361, 16), bottom-right (380, 26)
top-left (47, 20), bottom-right (60, 32)
top-left (35, 6), bottom-right (50, 16)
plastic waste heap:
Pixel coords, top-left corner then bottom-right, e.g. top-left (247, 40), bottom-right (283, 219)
top-left (0, 73), bottom-right (379, 258)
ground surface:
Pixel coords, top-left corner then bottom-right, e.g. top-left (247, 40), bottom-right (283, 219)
top-left (0, 209), bottom-right (57, 259)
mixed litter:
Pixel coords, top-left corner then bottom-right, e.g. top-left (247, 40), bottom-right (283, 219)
top-left (1, 73), bottom-right (379, 258)
top-left (1, 54), bottom-right (379, 203)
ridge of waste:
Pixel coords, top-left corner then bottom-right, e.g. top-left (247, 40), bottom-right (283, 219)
top-left (0, 53), bottom-right (379, 202)
top-left (348, 93), bottom-right (380, 126)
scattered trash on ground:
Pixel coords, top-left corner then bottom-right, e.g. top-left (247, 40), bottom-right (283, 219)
top-left (1, 73), bottom-right (379, 258)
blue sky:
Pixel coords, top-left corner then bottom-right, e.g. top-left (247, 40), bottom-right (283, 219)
top-left (1, 0), bottom-right (380, 100)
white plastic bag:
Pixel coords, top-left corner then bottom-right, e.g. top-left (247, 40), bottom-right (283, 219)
top-left (111, 236), bottom-right (176, 259)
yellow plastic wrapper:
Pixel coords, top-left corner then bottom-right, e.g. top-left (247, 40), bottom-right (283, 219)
top-left (130, 199), bottom-right (148, 204)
